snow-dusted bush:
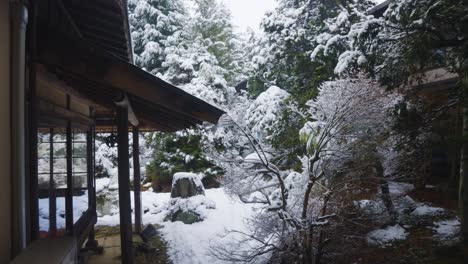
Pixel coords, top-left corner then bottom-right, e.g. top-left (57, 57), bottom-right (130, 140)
top-left (210, 78), bottom-right (402, 263)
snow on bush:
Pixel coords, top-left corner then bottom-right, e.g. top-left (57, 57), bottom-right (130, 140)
top-left (246, 86), bottom-right (290, 139)
top-left (167, 195), bottom-right (216, 221)
top-left (354, 199), bottom-right (386, 215)
top-left (367, 224), bottom-right (408, 247)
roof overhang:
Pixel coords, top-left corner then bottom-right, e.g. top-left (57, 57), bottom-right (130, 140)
top-left (36, 33), bottom-right (225, 132)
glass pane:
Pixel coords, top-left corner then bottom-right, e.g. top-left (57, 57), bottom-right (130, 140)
top-left (54, 173), bottom-right (68, 189)
top-left (38, 128), bottom-right (67, 238)
top-left (53, 158), bottom-right (67, 174)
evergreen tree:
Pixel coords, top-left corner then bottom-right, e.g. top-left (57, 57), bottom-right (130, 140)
top-left (129, 0), bottom-right (245, 188)
top-left (128, 0), bottom-right (187, 75)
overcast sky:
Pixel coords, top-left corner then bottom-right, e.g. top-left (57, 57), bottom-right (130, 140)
top-left (220, 0), bottom-right (277, 32)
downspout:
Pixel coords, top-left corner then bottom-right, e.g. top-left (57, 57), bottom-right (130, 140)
top-left (10, 1), bottom-right (28, 256)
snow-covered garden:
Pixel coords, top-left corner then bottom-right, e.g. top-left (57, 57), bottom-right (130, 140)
top-left (37, 0), bottom-right (468, 263)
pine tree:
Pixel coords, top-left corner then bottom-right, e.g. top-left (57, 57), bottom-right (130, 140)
top-left (128, 0), bottom-right (187, 75)
top-left (130, 0), bottom-right (245, 189)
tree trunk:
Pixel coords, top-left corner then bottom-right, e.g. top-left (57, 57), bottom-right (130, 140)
top-left (459, 79), bottom-right (468, 243)
top-left (302, 227), bottom-right (313, 264)
top-left (376, 159), bottom-right (397, 223)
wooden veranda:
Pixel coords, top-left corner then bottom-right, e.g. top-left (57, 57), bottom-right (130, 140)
top-left (12, 0), bottom-right (224, 263)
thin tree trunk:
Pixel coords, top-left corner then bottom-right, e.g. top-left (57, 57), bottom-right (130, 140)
top-left (376, 159), bottom-right (397, 223)
top-left (459, 78), bottom-right (468, 243)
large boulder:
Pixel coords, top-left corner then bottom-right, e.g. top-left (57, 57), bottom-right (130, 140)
top-left (170, 172), bottom-right (205, 198)
top-left (165, 172), bottom-right (215, 224)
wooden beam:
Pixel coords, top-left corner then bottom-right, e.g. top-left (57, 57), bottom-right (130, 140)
top-left (70, 11), bottom-right (124, 33)
top-left (132, 126), bottom-right (142, 234)
top-left (37, 65), bottom-right (95, 107)
top-left (117, 106), bottom-right (134, 264)
top-left (81, 31), bottom-right (128, 51)
top-left (38, 98), bottom-right (94, 127)
top-left (68, 0), bottom-right (122, 13)
top-left (71, 22), bottom-right (127, 44)
top-left (66, 2), bottom-right (123, 21)
top-left (56, 0), bottom-right (83, 39)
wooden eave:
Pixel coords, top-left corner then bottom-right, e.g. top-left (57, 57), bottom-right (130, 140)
top-left (36, 34), bottom-right (224, 132)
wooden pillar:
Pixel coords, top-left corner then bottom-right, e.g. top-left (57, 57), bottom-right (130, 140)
top-left (65, 121), bottom-right (74, 234)
top-left (133, 126), bottom-right (142, 233)
top-left (26, 0), bottom-right (39, 244)
top-left (117, 106), bottom-right (134, 264)
top-left (86, 128), bottom-right (98, 245)
top-left (49, 128), bottom-right (57, 236)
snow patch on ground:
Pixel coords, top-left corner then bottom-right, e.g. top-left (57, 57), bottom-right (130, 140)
top-left (153, 188), bottom-right (257, 264)
top-left (433, 219), bottom-right (461, 243)
top-left (96, 188), bottom-right (258, 264)
top-left (388, 181), bottom-right (414, 196)
top-left (354, 199), bottom-right (385, 215)
top-left (367, 224), bottom-right (408, 247)
top-left (411, 204), bottom-right (445, 216)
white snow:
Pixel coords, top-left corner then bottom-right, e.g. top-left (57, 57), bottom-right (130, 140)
top-left (172, 172), bottom-right (204, 189)
top-left (433, 219), bottom-right (461, 243)
top-left (367, 224), bottom-right (408, 247)
top-left (156, 188), bottom-right (258, 264)
top-left (38, 194), bottom-right (89, 231)
top-left (96, 178), bottom-right (111, 194)
top-left (354, 199), bottom-right (385, 215)
top-left (388, 181), bottom-right (414, 196)
top-left (95, 188), bottom-right (258, 264)
top-left (245, 86), bottom-right (290, 139)
top-left (411, 204), bottom-right (445, 216)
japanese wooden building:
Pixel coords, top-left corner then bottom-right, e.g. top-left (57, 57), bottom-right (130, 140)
top-left (1, 0), bottom-right (224, 263)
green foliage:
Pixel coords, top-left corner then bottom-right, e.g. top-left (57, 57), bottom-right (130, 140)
top-left (145, 130), bottom-right (222, 189)
top-left (269, 106), bottom-right (306, 170)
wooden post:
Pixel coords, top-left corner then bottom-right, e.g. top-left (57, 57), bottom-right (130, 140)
top-left (49, 128), bottom-right (57, 236)
top-left (26, 0), bottom-right (39, 244)
top-left (85, 127), bottom-right (99, 246)
top-left (117, 106), bottom-right (134, 264)
top-left (65, 120), bottom-right (74, 234)
top-left (133, 126), bottom-right (142, 233)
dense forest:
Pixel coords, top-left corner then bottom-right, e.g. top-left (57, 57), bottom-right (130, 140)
top-left (87, 0), bottom-right (468, 263)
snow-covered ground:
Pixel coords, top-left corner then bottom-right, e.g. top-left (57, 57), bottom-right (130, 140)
top-left (362, 181), bottom-right (461, 248)
top-left (97, 188), bottom-right (259, 264)
top-left (367, 224), bottom-right (408, 247)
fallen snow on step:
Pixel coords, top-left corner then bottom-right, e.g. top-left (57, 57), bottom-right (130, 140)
top-left (433, 219), bottom-right (461, 244)
top-left (367, 224), bottom-right (408, 247)
top-left (411, 204), bottom-right (445, 216)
